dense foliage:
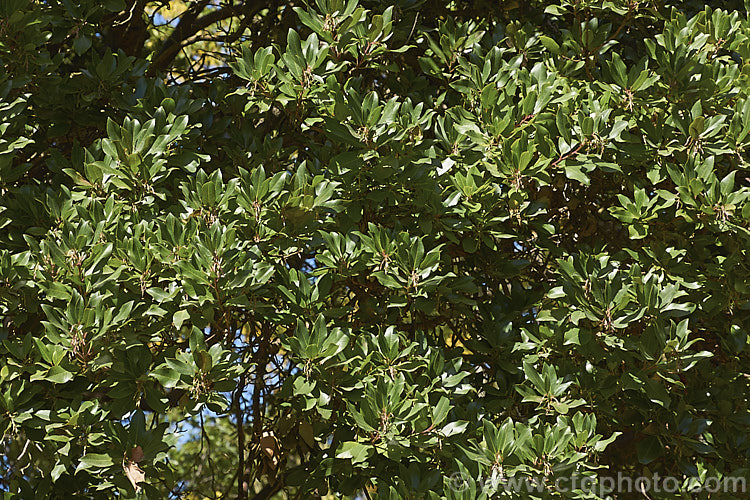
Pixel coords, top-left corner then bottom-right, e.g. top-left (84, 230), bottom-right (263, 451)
top-left (1, 0), bottom-right (750, 498)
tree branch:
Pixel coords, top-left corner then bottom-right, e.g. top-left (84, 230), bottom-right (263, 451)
top-left (251, 324), bottom-right (268, 438)
top-left (250, 479), bottom-right (282, 500)
top-left (235, 374), bottom-right (247, 500)
top-left (149, 0), bottom-right (211, 74)
top-left (148, 1), bottom-right (265, 75)
top-left (102, 0), bottom-right (149, 56)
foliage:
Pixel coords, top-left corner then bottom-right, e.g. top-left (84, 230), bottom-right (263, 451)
top-left (1, 0), bottom-right (750, 498)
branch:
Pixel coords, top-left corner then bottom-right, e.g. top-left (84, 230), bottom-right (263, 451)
top-left (149, 0), bottom-right (213, 74)
top-left (102, 0), bottom-right (149, 56)
top-left (251, 324), bottom-right (268, 437)
top-left (81, 387), bottom-right (187, 411)
top-left (235, 374), bottom-right (247, 500)
top-left (551, 140), bottom-right (586, 168)
top-left (592, 9), bottom-right (634, 54)
top-left (250, 479), bottom-right (282, 500)
top-left (148, 1), bottom-right (264, 75)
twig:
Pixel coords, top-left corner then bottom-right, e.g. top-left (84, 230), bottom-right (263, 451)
top-left (551, 141), bottom-right (586, 168)
top-left (112, 0), bottom-right (140, 27)
top-left (406, 12), bottom-right (420, 44)
top-left (592, 8), bottom-right (634, 54)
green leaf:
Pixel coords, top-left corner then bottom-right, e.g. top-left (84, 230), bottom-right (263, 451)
top-left (73, 35), bottom-right (91, 55)
top-left (336, 441), bottom-right (372, 464)
top-left (564, 164), bottom-right (590, 185)
top-left (173, 310), bottom-right (190, 329)
top-left (636, 437), bottom-right (662, 464)
top-left (151, 366), bottom-right (181, 388)
top-left (44, 366), bottom-right (74, 384)
top-left (287, 29), bottom-right (303, 61)
top-left (432, 396), bottom-right (450, 425)
top-left (523, 361), bottom-right (546, 393)
top-left (165, 358), bottom-right (195, 377)
top-left (440, 420), bottom-right (469, 437)
top-left (77, 453), bottom-right (114, 471)
top-left (689, 116), bottom-right (705, 138)
top-left (538, 36), bottom-right (560, 54)
top-left (720, 171), bottom-right (736, 196)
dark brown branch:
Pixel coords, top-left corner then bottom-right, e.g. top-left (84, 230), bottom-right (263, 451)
top-left (148, 1), bottom-right (265, 75)
top-left (251, 323), bottom-right (268, 437)
top-left (235, 374), bottom-right (247, 500)
top-left (148, 0), bottom-right (212, 74)
top-left (81, 387), bottom-right (187, 411)
top-left (102, 0), bottom-right (149, 56)
top-left (250, 479), bottom-right (282, 500)
top-left (592, 8), bottom-right (634, 55)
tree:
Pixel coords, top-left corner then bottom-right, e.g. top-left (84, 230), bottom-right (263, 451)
top-left (1, 0), bottom-right (750, 498)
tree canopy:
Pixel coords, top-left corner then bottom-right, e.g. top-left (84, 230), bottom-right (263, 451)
top-left (1, 0), bottom-right (750, 498)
